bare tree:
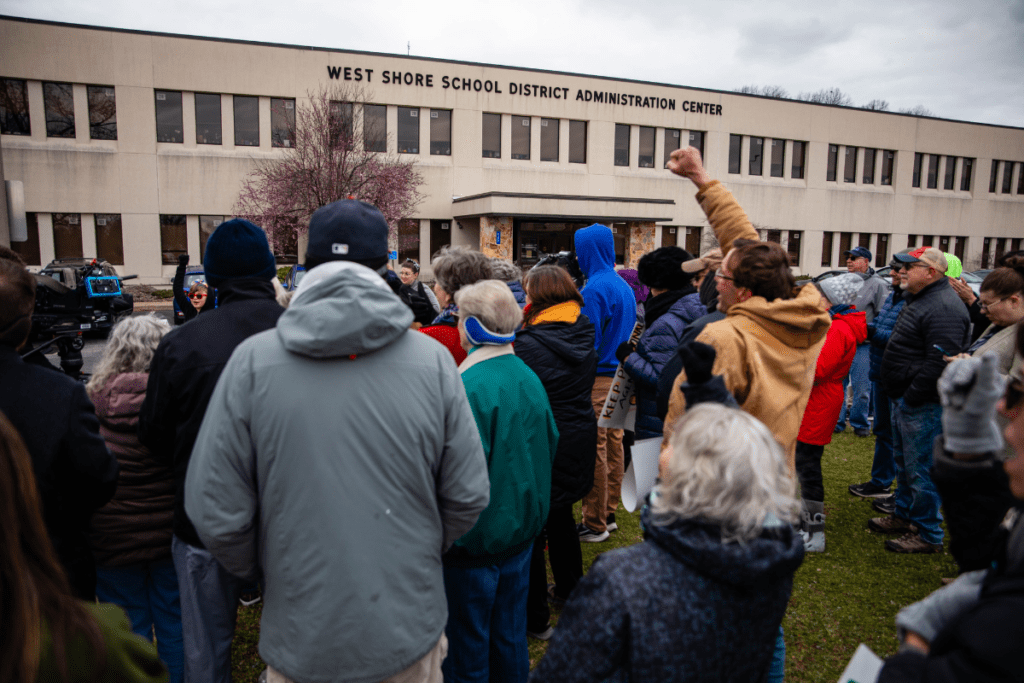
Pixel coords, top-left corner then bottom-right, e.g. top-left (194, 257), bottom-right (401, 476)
top-left (735, 85), bottom-right (789, 99)
top-left (898, 104), bottom-right (934, 117)
top-left (862, 99), bottom-right (890, 111)
top-left (234, 84), bottom-right (424, 257)
top-left (797, 87), bottom-right (853, 107)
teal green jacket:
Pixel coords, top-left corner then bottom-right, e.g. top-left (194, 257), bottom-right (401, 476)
top-left (448, 348), bottom-right (559, 567)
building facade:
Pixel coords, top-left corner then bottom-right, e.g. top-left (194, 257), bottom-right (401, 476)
top-left (2, 16), bottom-right (1023, 283)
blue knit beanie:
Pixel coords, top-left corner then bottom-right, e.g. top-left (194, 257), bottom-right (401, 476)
top-left (203, 219), bottom-right (277, 287)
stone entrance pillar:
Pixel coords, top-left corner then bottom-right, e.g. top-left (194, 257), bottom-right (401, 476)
top-left (624, 221), bottom-right (656, 269)
top-left (479, 216), bottom-right (513, 259)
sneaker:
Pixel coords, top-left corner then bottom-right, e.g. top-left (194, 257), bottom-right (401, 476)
top-left (606, 514), bottom-right (618, 532)
top-left (239, 591), bottom-right (262, 607)
top-left (885, 533), bottom-right (942, 554)
top-left (848, 481), bottom-right (891, 498)
top-left (527, 624), bottom-right (554, 640)
top-left (872, 495), bottom-right (896, 515)
top-left (868, 515), bottom-right (918, 535)
top-left (546, 583), bottom-right (567, 609)
top-left (854, 428), bottom-right (872, 438)
top-left (801, 529), bottom-right (826, 553)
top-left (577, 523), bottom-right (610, 543)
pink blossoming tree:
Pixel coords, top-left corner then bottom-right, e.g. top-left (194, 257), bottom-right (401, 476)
top-left (234, 84), bottom-right (424, 259)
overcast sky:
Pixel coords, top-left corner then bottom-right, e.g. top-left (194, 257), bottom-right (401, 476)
top-left (3, 0), bottom-right (1023, 127)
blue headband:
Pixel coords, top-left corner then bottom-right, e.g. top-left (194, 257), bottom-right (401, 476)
top-left (463, 316), bottom-right (515, 346)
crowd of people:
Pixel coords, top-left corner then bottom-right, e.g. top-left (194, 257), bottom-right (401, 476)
top-left (1, 145), bottom-right (1023, 682)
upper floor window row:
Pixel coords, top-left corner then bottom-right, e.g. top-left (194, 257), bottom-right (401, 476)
top-left (613, 125), bottom-right (705, 169)
top-left (730, 134), bottom-right (808, 180)
top-left (826, 144), bottom-right (895, 186)
top-left (156, 91), bottom-right (295, 148)
top-left (483, 114), bottom-right (588, 164)
top-left (988, 160), bottom-right (1024, 195)
top-left (1, 77), bottom-right (117, 139)
top-left (910, 153), bottom-right (975, 191)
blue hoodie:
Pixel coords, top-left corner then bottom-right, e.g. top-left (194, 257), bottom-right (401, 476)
top-left (574, 224), bottom-right (638, 375)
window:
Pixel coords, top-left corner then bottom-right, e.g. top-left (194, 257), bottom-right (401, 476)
top-left (661, 226), bottom-right (678, 248)
top-left (844, 146), bottom-right (857, 183)
top-left (430, 219), bottom-right (452, 254)
top-left (482, 113), bottom-right (501, 158)
top-left (787, 231), bottom-right (802, 267)
top-left (43, 82), bottom-right (75, 138)
top-left (94, 214), bottom-right (124, 265)
top-left (52, 213), bottom-right (83, 259)
top-left (770, 139), bottom-right (785, 178)
top-left (821, 231), bottom-right (834, 267)
top-left (838, 231), bottom-right (853, 257)
top-left (875, 234), bottom-right (889, 267)
top-left (996, 238), bottom-right (1007, 262)
top-left (728, 135), bottom-right (742, 174)
top-left (330, 101), bottom-right (354, 147)
top-left (1003, 161), bottom-right (1015, 194)
top-left (430, 109), bottom-right (451, 155)
top-left (540, 118), bottom-right (558, 162)
top-left (195, 93), bottom-right (222, 144)
top-left (398, 219), bottom-right (419, 263)
top-left (363, 104), bottom-right (386, 153)
top-left (637, 126), bottom-right (655, 168)
top-left (792, 141), bottom-right (806, 179)
top-left (271, 98), bottom-right (295, 148)
top-left (766, 229), bottom-right (781, 243)
top-left (569, 120), bottom-right (587, 163)
top-left (664, 129), bottom-right (681, 167)
top-left (0, 78), bottom-right (30, 135)
top-left (511, 115), bottom-right (531, 160)
top-left (155, 90), bottom-right (183, 143)
top-left (199, 216), bottom-right (223, 262)
top-left (927, 154), bottom-right (939, 189)
top-left (234, 95), bottom-right (259, 146)
top-left (11, 212), bottom-right (40, 265)
top-left (913, 153), bottom-right (924, 188)
top-left (614, 124), bottom-right (630, 167)
top-left (859, 233), bottom-right (872, 249)
top-left (1019, 164), bottom-right (1024, 195)
top-left (827, 144), bottom-right (838, 181)
top-left (989, 160), bottom-right (999, 193)
top-left (749, 137), bottom-right (763, 176)
top-left (689, 130), bottom-right (705, 160)
top-left (982, 237), bottom-right (991, 268)
top-left (397, 106), bottom-right (419, 154)
top-left (939, 235), bottom-right (951, 253)
top-left (944, 156), bottom-right (956, 190)
top-left (85, 86), bottom-right (117, 140)
top-left (881, 150), bottom-right (895, 186)
top-left (954, 235), bottom-right (967, 261)
top-left (863, 148), bottom-right (876, 184)
top-left (160, 215), bottom-right (187, 264)
top-left (907, 234), bottom-right (918, 248)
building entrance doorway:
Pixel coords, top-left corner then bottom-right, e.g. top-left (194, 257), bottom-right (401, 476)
top-left (514, 219), bottom-right (593, 268)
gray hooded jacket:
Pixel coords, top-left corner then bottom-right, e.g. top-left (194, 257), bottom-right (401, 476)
top-left (185, 262), bottom-right (490, 683)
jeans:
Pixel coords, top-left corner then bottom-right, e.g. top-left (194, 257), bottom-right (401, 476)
top-left (582, 376), bottom-right (623, 533)
top-left (442, 545), bottom-right (532, 683)
top-left (794, 442), bottom-right (825, 503)
top-left (836, 344), bottom-right (871, 432)
top-left (767, 626), bottom-right (785, 683)
top-left (171, 535), bottom-right (244, 683)
top-left (891, 400), bottom-right (944, 545)
top-left (526, 505), bottom-right (582, 632)
top-left (95, 558), bottom-right (183, 683)
top-left (869, 388), bottom-right (896, 488)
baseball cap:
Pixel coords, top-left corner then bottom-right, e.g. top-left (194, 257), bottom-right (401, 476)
top-left (844, 246), bottom-right (872, 261)
top-left (681, 248), bottom-right (723, 274)
top-left (305, 199), bottom-right (389, 270)
top-left (894, 246), bottom-right (948, 273)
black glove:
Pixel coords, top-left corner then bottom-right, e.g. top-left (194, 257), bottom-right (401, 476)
top-left (178, 253), bottom-right (189, 266)
top-left (615, 341), bottom-right (635, 364)
top-left (678, 342), bottom-right (738, 408)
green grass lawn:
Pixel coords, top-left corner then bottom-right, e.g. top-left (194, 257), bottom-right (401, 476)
top-left (232, 431), bottom-right (957, 682)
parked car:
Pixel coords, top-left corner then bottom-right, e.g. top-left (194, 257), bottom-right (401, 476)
top-left (282, 264), bottom-right (307, 292)
top-left (33, 258), bottom-right (135, 338)
top-left (960, 270), bottom-right (984, 296)
top-left (173, 265), bottom-right (208, 324)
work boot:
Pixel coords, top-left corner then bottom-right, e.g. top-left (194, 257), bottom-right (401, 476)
top-left (800, 499), bottom-right (826, 553)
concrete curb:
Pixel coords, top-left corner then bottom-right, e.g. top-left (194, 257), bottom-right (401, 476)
top-left (134, 301), bottom-right (174, 311)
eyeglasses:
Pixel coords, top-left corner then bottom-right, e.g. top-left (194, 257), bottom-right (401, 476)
top-left (979, 296), bottom-right (1009, 311)
top-left (714, 269), bottom-right (734, 281)
top-left (189, 292), bottom-right (207, 300)
top-left (1006, 377), bottom-right (1024, 412)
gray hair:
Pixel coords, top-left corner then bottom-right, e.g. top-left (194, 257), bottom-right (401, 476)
top-left (86, 314), bottom-right (171, 395)
top-left (489, 258), bottom-right (523, 284)
top-left (652, 404), bottom-right (798, 543)
top-left (431, 246), bottom-right (493, 297)
top-left (454, 280), bottom-right (523, 335)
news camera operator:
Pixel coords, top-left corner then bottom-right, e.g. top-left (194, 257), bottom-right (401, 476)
top-left (0, 247), bottom-right (118, 600)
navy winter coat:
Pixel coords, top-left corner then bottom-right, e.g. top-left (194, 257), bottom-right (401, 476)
top-left (867, 288), bottom-right (905, 382)
top-left (531, 505), bottom-right (804, 682)
top-left (623, 292), bottom-right (706, 440)
top-left (515, 313), bottom-right (598, 507)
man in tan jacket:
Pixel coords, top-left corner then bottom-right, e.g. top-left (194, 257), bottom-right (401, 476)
top-left (661, 148), bottom-right (831, 472)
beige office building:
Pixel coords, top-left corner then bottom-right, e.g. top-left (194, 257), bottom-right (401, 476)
top-left (2, 15), bottom-right (1023, 284)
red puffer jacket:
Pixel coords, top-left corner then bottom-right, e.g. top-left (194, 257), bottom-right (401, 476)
top-left (89, 372), bottom-right (175, 566)
top-left (797, 309), bottom-right (868, 446)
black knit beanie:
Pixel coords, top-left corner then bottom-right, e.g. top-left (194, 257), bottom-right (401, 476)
top-left (203, 219), bottom-right (277, 287)
top-left (637, 246), bottom-right (694, 291)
